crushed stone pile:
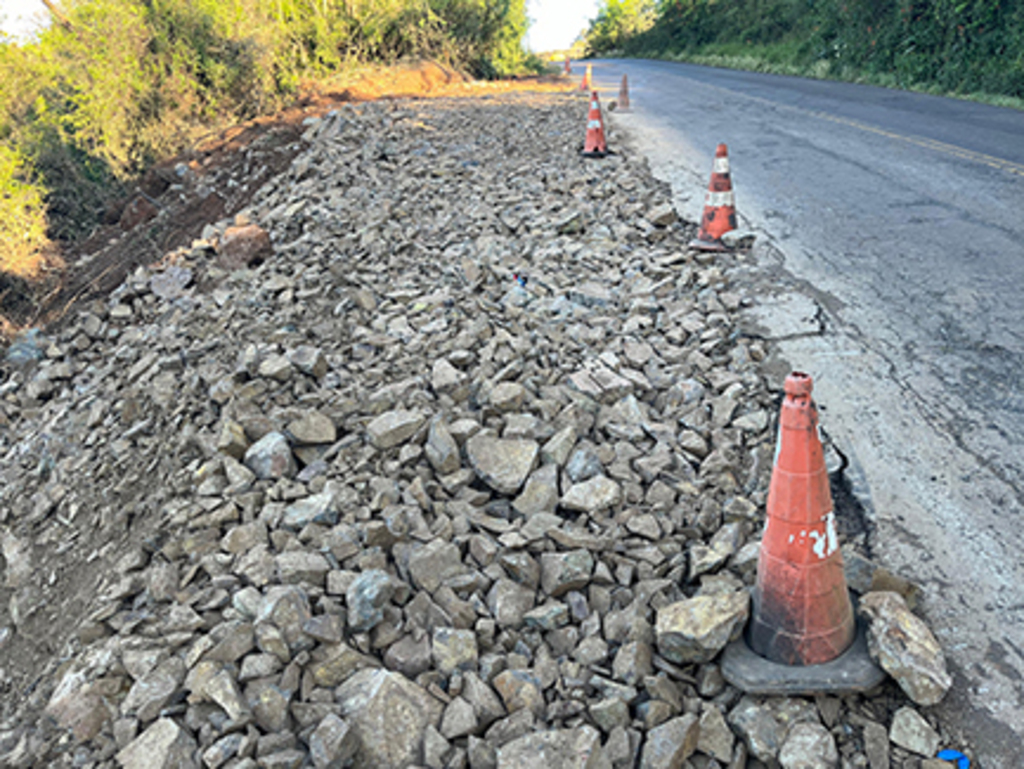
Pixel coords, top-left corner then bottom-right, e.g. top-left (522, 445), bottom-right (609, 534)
top-left (1, 91), bottom-right (958, 768)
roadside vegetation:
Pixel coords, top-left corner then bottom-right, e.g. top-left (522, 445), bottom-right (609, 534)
top-left (585, 0), bottom-right (1024, 108)
top-left (0, 0), bottom-right (541, 285)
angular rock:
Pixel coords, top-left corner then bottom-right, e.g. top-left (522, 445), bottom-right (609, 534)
top-left (243, 431), bottom-right (296, 480)
top-left (540, 550), bottom-right (594, 597)
top-left (779, 722), bottom-right (838, 769)
top-left (347, 569), bottom-right (397, 631)
top-left (336, 669), bottom-right (444, 768)
top-left (697, 706), bottom-right (734, 762)
top-left (640, 713), bottom-right (699, 769)
top-left (309, 713), bottom-right (357, 769)
top-left (728, 696), bottom-right (819, 764)
top-left (496, 725), bottom-right (608, 769)
top-left (408, 539), bottom-right (465, 593)
top-left (122, 656), bottom-right (186, 723)
top-left (432, 627), bottom-right (479, 675)
top-left (116, 717), bottom-right (199, 769)
top-left (367, 410), bottom-right (426, 450)
top-left (889, 706), bottom-right (940, 757)
top-left (286, 411), bottom-right (336, 445)
top-left (487, 579), bottom-right (535, 628)
top-left (426, 418), bottom-right (461, 476)
top-left (655, 591), bottom-right (749, 663)
top-left (859, 591), bottom-right (951, 706)
top-left (281, 488), bottom-right (339, 530)
top-left (560, 475), bottom-right (622, 515)
top-left (490, 382), bottom-right (526, 412)
top-left (466, 434), bottom-right (538, 495)
top-left (512, 464), bottom-right (559, 517)
top-left (217, 224), bottom-right (272, 270)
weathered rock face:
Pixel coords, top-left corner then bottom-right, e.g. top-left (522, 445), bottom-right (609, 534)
top-left (889, 706), bottom-right (941, 757)
top-left (859, 591), bottom-right (951, 706)
top-left (497, 725), bottom-right (609, 769)
top-left (0, 88), bottom-right (953, 769)
top-left (465, 433), bottom-right (539, 495)
top-left (336, 669), bottom-right (444, 767)
top-left (116, 718), bottom-right (199, 769)
top-left (655, 590), bottom-right (750, 663)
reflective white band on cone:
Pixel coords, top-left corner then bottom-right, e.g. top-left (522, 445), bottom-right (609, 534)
top-left (713, 157), bottom-right (731, 174)
top-left (588, 120), bottom-right (602, 129)
top-left (591, 101), bottom-right (599, 110)
top-left (705, 191), bottom-right (735, 207)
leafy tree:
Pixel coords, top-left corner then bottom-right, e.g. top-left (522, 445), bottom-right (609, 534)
top-left (586, 0), bottom-right (656, 54)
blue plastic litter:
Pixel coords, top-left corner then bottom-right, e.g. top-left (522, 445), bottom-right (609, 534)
top-left (937, 749), bottom-right (970, 769)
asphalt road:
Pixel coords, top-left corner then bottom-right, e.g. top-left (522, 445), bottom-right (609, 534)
top-left (581, 59), bottom-right (1024, 765)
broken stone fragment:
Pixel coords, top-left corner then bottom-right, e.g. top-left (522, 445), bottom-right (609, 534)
top-left (889, 706), bottom-right (940, 757)
top-left (560, 475), bottom-right (622, 515)
top-left (728, 696), bottom-right (820, 764)
top-left (367, 409), bottom-right (426, 450)
top-left (639, 713), bottom-right (699, 768)
top-left (465, 433), bottom-right (538, 495)
top-left (285, 410), bottom-right (336, 445)
top-left (116, 718), bottom-right (198, 769)
top-left (243, 431), bottom-right (296, 480)
top-left (656, 590), bottom-right (749, 664)
top-left (336, 669), bottom-right (444, 768)
top-left (779, 722), bottom-right (839, 769)
top-left (496, 725), bottom-right (607, 768)
top-left (858, 591), bottom-right (951, 706)
top-left (216, 223), bottom-right (272, 270)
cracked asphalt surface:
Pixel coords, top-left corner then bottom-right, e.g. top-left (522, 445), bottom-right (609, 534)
top-left (584, 58), bottom-right (1024, 766)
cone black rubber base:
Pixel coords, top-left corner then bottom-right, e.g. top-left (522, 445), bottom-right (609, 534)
top-left (689, 237), bottom-right (728, 252)
top-left (580, 150), bottom-right (608, 159)
top-left (721, 618), bottom-right (885, 696)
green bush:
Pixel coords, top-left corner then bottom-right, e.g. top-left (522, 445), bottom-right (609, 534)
top-left (590, 0), bottom-right (1024, 103)
top-left (0, 0), bottom-right (537, 283)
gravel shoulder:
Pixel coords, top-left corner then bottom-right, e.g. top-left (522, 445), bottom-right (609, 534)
top-left (0, 87), bottom-right (974, 768)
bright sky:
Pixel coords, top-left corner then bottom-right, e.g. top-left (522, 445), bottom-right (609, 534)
top-left (1, 0), bottom-right (601, 50)
top-left (0, 0), bottom-right (46, 41)
top-left (525, 0), bottom-right (601, 52)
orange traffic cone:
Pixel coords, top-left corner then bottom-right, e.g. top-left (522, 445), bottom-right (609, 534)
top-left (690, 143), bottom-right (738, 252)
top-left (580, 63), bottom-right (592, 91)
top-left (748, 372), bottom-right (856, 666)
top-left (618, 74), bottom-right (630, 111)
top-left (564, 57), bottom-right (572, 76)
top-left (581, 91), bottom-right (607, 158)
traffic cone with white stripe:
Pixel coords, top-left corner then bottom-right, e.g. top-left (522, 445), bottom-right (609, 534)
top-left (581, 91), bottom-right (608, 158)
top-left (618, 74), bottom-right (631, 111)
top-left (564, 57), bottom-right (572, 76)
top-left (580, 63), bottom-right (592, 91)
top-left (690, 143), bottom-right (738, 252)
top-left (748, 372), bottom-right (856, 665)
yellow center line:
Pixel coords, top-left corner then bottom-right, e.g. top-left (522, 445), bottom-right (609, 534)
top-left (675, 78), bottom-right (1024, 178)
top-left (805, 109), bottom-right (1024, 177)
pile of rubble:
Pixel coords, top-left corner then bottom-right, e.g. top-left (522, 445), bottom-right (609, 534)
top-left (1, 91), bottom-right (955, 768)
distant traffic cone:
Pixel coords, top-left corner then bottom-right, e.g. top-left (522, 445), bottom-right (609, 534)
top-left (690, 143), bottom-right (737, 252)
top-left (618, 74), bottom-right (630, 111)
top-left (564, 57), bottom-right (572, 76)
top-left (580, 63), bottom-right (592, 91)
top-left (748, 372), bottom-right (856, 666)
top-left (581, 91), bottom-right (607, 158)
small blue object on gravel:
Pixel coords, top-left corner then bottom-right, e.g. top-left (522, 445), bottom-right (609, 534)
top-left (937, 749), bottom-right (970, 769)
